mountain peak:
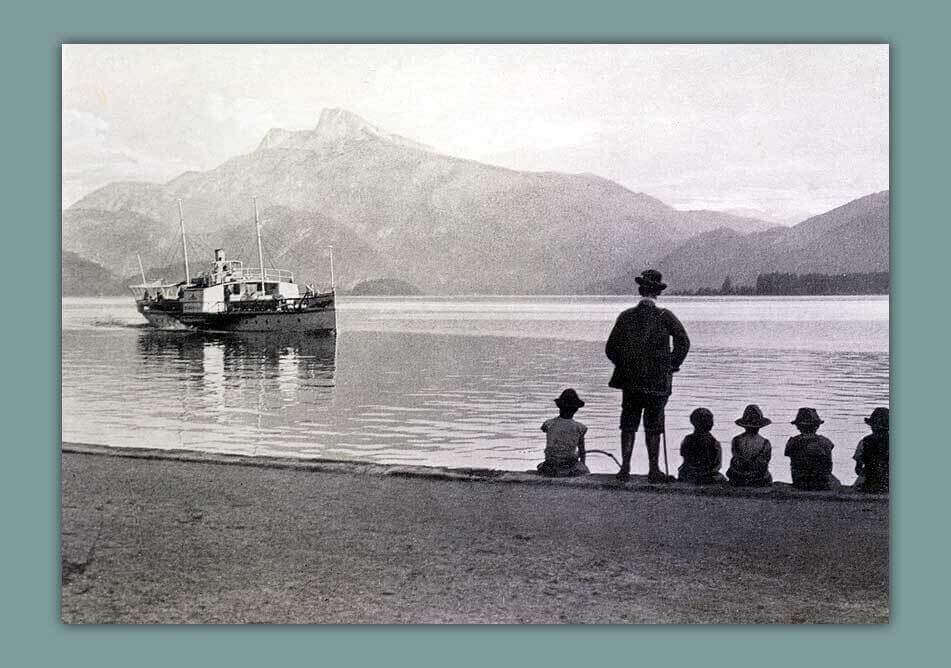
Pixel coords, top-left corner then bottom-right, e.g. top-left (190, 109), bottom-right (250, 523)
top-left (257, 108), bottom-right (432, 153)
top-left (313, 108), bottom-right (379, 141)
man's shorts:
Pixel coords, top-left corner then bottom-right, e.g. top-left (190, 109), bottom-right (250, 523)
top-left (620, 388), bottom-right (669, 434)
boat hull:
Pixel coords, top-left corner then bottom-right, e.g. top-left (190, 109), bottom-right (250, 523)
top-left (136, 298), bottom-right (336, 333)
top-left (178, 306), bottom-right (336, 333)
top-left (141, 309), bottom-right (192, 330)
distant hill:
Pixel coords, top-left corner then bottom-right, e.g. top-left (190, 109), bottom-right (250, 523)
top-left (595, 191), bottom-right (889, 293)
top-left (63, 107), bottom-right (774, 294)
top-left (347, 278), bottom-right (422, 296)
top-left (62, 251), bottom-right (126, 296)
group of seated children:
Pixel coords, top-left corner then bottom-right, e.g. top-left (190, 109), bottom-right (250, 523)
top-left (536, 389), bottom-right (889, 493)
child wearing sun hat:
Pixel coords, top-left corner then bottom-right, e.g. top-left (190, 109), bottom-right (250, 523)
top-left (784, 407), bottom-right (840, 491)
top-left (726, 404), bottom-right (773, 487)
top-left (853, 407), bottom-right (889, 493)
top-left (537, 388), bottom-right (590, 477)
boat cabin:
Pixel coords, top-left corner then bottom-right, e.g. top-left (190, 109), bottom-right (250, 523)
top-left (181, 249), bottom-right (300, 314)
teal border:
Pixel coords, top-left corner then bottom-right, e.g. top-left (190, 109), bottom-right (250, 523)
top-left (3, 0), bottom-right (947, 664)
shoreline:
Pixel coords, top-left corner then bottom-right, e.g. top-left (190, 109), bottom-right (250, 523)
top-left (63, 442), bottom-right (888, 504)
top-left (62, 443), bottom-right (888, 623)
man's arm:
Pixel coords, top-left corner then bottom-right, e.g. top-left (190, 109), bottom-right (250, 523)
top-left (605, 315), bottom-right (625, 365)
top-left (577, 434), bottom-right (586, 463)
top-left (664, 310), bottom-right (690, 371)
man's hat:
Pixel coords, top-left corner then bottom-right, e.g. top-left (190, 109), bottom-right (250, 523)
top-left (791, 407), bottom-right (824, 427)
top-left (634, 269), bottom-right (667, 292)
top-left (735, 404), bottom-right (772, 428)
top-left (864, 407), bottom-right (889, 428)
top-left (554, 388), bottom-right (585, 409)
top-left (689, 407), bottom-right (714, 431)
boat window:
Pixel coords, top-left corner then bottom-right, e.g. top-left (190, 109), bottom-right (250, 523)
top-left (231, 284), bottom-right (241, 295)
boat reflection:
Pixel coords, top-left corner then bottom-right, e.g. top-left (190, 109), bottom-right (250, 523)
top-left (136, 330), bottom-right (337, 400)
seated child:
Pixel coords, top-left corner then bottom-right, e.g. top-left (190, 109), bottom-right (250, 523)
top-left (678, 407), bottom-right (727, 485)
top-left (537, 388), bottom-right (590, 477)
top-left (726, 404), bottom-right (773, 487)
top-left (853, 407), bottom-right (889, 493)
top-left (784, 408), bottom-right (840, 491)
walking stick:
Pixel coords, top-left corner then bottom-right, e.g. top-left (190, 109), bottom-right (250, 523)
top-left (661, 429), bottom-right (670, 479)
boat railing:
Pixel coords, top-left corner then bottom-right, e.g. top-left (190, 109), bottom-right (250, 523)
top-left (211, 290), bottom-right (335, 313)
top-left (129, 282), bottom-right (182, 300)
top-left (228, 266), bottom-right (295, 283)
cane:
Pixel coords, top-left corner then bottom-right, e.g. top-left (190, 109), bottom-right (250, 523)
top-left (661, 429), bottom-right (670, 479)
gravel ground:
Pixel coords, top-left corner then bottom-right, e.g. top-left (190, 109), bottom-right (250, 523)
top-left (61, 449), bottom-right (888, 623)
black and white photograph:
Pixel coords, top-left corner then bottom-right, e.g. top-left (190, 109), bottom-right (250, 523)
top-left (60, 44), bottom-right (889, 623)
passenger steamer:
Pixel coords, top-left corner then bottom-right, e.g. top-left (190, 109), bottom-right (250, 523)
top-left (129, 199), bottom-right (336, 333)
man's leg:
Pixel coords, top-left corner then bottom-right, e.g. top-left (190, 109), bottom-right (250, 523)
top-left (618, 429), bottom-right (635, 479)
top-left (645, 395), bottom-right (673, 482)
top-left (617, 389), bottom-right (641, 480)
top-left (645, 431), bottom-right (662, 476)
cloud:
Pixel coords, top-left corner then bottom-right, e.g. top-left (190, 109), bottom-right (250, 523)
top-left (61, 108), bottom-right (194, 207)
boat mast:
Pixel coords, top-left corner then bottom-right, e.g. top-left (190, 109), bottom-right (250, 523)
top-left (177, 199), bottom-right (191, 284)
top-left (328, 245), bottom-right (335, 291)
top-left (253, 196), bottom-right (265, 283)
top-left (136, 252), bottom-right (147, 284)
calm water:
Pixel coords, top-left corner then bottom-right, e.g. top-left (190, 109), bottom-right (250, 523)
top-left (62, 295), bottom-right (889, 483)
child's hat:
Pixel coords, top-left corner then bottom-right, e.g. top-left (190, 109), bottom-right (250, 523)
top-left (554, 388), bottom-right (585, 409)
top-left (864, 407), bottom-right (889, 428)
top-left (689, 407), bottom-right (714, 430)
top-left (791, 407), bottom-right (824, 427)
top-left (735, 404), bottom-right (771, 428)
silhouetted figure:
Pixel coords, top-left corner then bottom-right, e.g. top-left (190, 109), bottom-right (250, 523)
top-left (537, 389), bottom-right (590, 478)
top-left (606, 269), bottom-right (690, 483)
top-left (785, 408), bottom-right (840, 491)
top-left (678, 407), bottom-right (727, 485)
top-left (726, 404), bottom-right (773, 487)
top-left (853, 407), bottom-right (889, 493)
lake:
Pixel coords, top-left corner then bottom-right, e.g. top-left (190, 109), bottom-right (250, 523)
top-left (62, 295), bottom-right (889, 483)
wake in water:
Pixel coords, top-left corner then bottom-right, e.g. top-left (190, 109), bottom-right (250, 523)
top-left (91, 319), bottom-right (151, 330)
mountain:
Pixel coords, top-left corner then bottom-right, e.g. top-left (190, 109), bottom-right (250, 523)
top-left (62, 251), bottom-right (126, 296)
top-left (63, 108), bottom-right (775, 294)
top-left (723, 208), bottom-right (817, 226)
top-left (596, 191), bottom-right (889, 292)
top-left (348, 278), bottom-right (422, 296)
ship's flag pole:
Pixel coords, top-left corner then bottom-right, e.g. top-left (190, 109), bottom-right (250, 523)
top-left (253, 196), bottom-right (265, 283)
top-left (177, 199), bottom-right (191, 284)
top-left (136, 252), bottom-right (147, 285)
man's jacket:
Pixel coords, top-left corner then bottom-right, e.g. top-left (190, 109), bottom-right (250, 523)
top-left (605, 299), bottom-right (690, 396)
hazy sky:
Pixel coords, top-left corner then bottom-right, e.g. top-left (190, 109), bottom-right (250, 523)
top-left (62, 44), bottom-right (888, 219)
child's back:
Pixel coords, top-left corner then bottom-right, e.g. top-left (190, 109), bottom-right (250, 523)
top-left (785, 433), bottom-right (835, 490)
top-left (537, 388), bottom-right (589, 478)
top-left (726, 405), bottom-right (773, 487)
top-left (678, 407), bottom-right (725, 485)
top-left (542, 416), bottom-right (587, 465)
top-left (679, 432), bottom-right (725, 484)
top-left (854, 407), bottom-right (889, 493)
top-left (785, 408), bottom-right (839, 491)
top-left (727, 432), bottom-right (772, 486)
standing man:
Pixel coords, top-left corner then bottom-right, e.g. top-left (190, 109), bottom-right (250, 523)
top-left (606, 269), bottom-right (690, 482)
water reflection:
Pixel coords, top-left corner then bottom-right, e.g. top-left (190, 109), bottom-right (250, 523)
top-left (130, 331), bottom-right (337, 456)
top-left (136, 330), bottom-right (337, 383)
